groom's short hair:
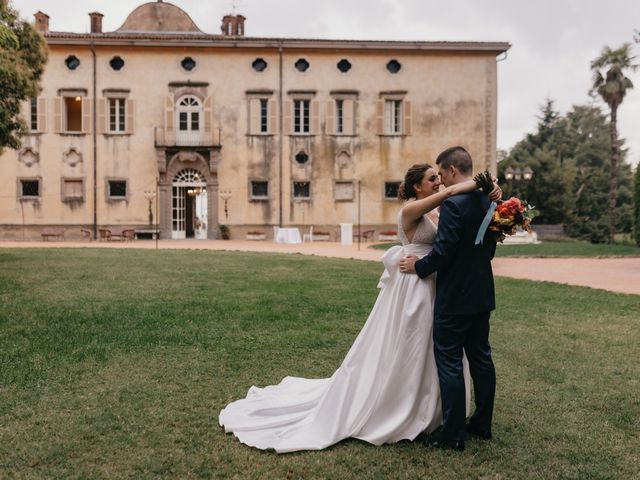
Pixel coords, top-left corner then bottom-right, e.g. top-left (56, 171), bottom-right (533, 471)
top-left (436, 146), bottom-right (472, 175)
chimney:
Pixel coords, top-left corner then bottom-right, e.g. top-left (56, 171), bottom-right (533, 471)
top-left (221, 14), bottom-right (246, 36)
top-left (89, 12), bottom-right (104, 34)
top-left (34, 11), bottom-right (49, 33)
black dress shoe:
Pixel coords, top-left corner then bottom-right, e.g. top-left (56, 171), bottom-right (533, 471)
top-left (466, 423), bottom-right (492, 440)
top-left (424, 431), bottom-right (465, 452)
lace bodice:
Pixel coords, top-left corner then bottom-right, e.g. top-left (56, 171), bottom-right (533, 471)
top-left (398, 209), bottom-right (438, 246)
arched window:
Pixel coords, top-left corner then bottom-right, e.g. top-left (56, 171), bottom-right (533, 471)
top-left (176, 95), bottom-right (202, 145)
top-left (173, 168), bottom-right (205, 185)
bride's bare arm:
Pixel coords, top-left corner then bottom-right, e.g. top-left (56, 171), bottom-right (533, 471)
top-left (401, 180), bottom-right (477, 227)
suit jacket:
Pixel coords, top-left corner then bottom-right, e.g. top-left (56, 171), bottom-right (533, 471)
top-left (414, 190), bottom-right (496, 316)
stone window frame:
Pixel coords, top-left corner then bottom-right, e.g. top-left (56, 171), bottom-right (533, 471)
top-left (249, 179), bottom-right (269, 202)
top-left (180, 56), bottom-right (198, 73)
top-left (105, 177), bottom-right (129, 202)
top-left (378, 91), bottom-right (411, 137)
top-left (292, 181), bottom-right (311, 201)
top-left (333, 180), bottom-right (355, 202)
top-left (246, 90), bottom-right (276, 136)
top-left (25, 97), bottom-right (46, 134)
top-left (293, 58), bottom-right (311, 74)
top-left (385, 59), bottom-right (403, 75)
top-left (109, 56), bottom-right (125, 72)
top-left (60, 177), bottom-right (85, 203)
top-left (29, 97), bottom-right (38, 131)
top-left (251, 57), bottom-right (268, 74)
top-left (57, 88), bottom-right (90, 136)
top-left (286, 91), bottom-right (318, 136)
top-left (328, 90), bottom-right (358, 136)
top-left (336, 58), bottom-right (353, 75)
top-left (17, 176), bottom-right (42, 202)
top-left (102, 89), bottom-right (132, 136)
top-left (383, 181), bottom-right (401, 201)
top-left (293, 149), bottom-right (311, 166)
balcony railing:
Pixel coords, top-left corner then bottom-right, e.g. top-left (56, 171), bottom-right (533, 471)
top-left (154, 127), bottom-right (220, 147)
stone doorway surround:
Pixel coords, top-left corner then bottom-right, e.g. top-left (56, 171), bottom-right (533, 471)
top-left (157, 149), bottom-right (220, 239)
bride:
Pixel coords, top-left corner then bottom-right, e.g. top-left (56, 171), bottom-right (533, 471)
top-left (219, 163), bottom-right (499, 453)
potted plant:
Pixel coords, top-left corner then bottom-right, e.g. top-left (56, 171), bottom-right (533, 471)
top-left (219, 224), bottom-right (230, 240)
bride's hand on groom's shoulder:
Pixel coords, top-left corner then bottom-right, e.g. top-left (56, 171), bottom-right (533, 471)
top-left (489, 179), bottom-right (502, 202)
top-left (399, 255), bottom-right (418, 274)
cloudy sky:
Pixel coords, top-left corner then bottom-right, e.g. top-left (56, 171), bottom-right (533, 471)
top-left (11, 0), bottom-right (640, 166)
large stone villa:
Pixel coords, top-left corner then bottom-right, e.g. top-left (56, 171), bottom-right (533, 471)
top-left (0, 1), bottom-right (510, 240)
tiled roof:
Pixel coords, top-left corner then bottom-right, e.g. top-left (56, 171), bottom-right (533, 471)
top-left (43, 32), bottom-right (510, 53)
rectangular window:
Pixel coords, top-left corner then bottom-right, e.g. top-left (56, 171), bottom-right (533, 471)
top-left (384, 181), bottom-right (401, 200)
top-left (260, 99), bottom-right (268, 133)
top-left (294, 99), bottom-right (310, 133)
top-left (108, 180), bottom-right (127, 199)
top-left (384, 100), bottom-right (402, 134)
top-left (65, 96), bottom-right (82, 132)
top-left (250, 181), bottom-right (269, 200)
top-left (62, 179), bottom-right (84, 201)
top-left (336, 99), bottom-right (344, 134)
top-left (191, 112), bottom-right (199, 131)
top-left (108, 98), bottom-right (126, 132)
top-left (334, 181), bottom-right (354, 201)
top-left (30, 97), bottom-right (38, 131)
top-left (20, 179), bottom-right (40, 198)
top-left (293, 181), bottom-right (310, 200)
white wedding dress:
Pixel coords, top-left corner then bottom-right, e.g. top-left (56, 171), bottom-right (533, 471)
top-left (219, 211), bottom-right (470, 453)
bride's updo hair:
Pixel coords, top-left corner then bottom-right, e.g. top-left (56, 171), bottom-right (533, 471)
top-left (398, 163), bottom-right (433, 200)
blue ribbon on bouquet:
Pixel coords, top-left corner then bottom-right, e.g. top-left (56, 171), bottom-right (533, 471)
top-left (474, 201), bottom-right (497, 245)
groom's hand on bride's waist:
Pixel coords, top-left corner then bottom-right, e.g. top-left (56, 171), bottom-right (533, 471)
top-left (399, 255), bottom-right (419, 274)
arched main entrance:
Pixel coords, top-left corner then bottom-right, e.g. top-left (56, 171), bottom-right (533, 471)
top-left (172, 168), bottom-right (207, 239)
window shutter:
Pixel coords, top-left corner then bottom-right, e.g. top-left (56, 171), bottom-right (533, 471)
top-left (249, 98), bottom-right (260, 135)
top-left (376, 99), bottom-right (384, 135)
top-left (126, 99), bottom-right (135, 134)
top-left (37, 97), bottom-right (47, 132)
top-left (268, 99), bottom-right (277, 134)
top-left (343, 99), bottom-right (355, 135)
top-left (311, 100), bottom-right (320, 135)
top-left (326, 100), bottom-right (334, 135)
top-left (81, 98), bottom-right (92, 134)
top-left (21, 100), bottom-right (30, 130)
top-left (203, 96), bottom-right (212, 133)
top-left (403, 100), bottom-right (412, 135)
top-left (97, 98), bottom-right (106, 133)
top-left (283, 100), bottom-right (292, 134)
top-left (54, 97), bottom-right (63, 133)
top-left (164, 95), bottom-right (175, 144)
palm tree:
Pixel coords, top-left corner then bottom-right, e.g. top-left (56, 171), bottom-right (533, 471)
top-left (590, 44), bottom-right (635, 243)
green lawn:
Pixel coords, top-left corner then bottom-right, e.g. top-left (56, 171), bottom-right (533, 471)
top-left (1, 249), bottom-right (638, 479)
top-left (371, 239), bottom-right (640, 257)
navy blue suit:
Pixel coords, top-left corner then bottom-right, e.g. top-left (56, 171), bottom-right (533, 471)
top-left (415, 190), bottom-right (496, 442)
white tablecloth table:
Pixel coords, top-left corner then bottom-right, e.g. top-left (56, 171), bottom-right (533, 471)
top-left (274, 227), bottom-right (302, 244)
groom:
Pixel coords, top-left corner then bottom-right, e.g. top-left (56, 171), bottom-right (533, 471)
top-left (399, 146), bottom-right (497, 452)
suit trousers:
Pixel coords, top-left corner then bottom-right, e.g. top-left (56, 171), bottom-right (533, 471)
top-left (433, 311), bottom-right (496, 442)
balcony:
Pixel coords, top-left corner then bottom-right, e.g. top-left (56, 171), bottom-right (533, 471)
top-left (154, 127), bottom-right (220, 148)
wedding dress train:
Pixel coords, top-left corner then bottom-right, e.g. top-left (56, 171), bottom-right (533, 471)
top-left (219, 213), bottom-right (470, 453)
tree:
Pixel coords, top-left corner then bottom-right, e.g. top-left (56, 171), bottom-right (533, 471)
top-left (0, 0), bottom-right (47, 152)
top-left (500, 100), bottom-right (635, 243)
top-left (499, 99), bottom-right (575, 225)
top-left (590, 44), bottom-right (636, 243)
top-left (635, 165), bottom-right (640, 246)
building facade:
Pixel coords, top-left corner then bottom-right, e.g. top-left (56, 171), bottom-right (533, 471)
top-left (1, 1), bottom-right (510, 240)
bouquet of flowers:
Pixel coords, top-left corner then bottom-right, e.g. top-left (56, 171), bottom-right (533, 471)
top-left (473, 171), bottom-right (538, 243)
